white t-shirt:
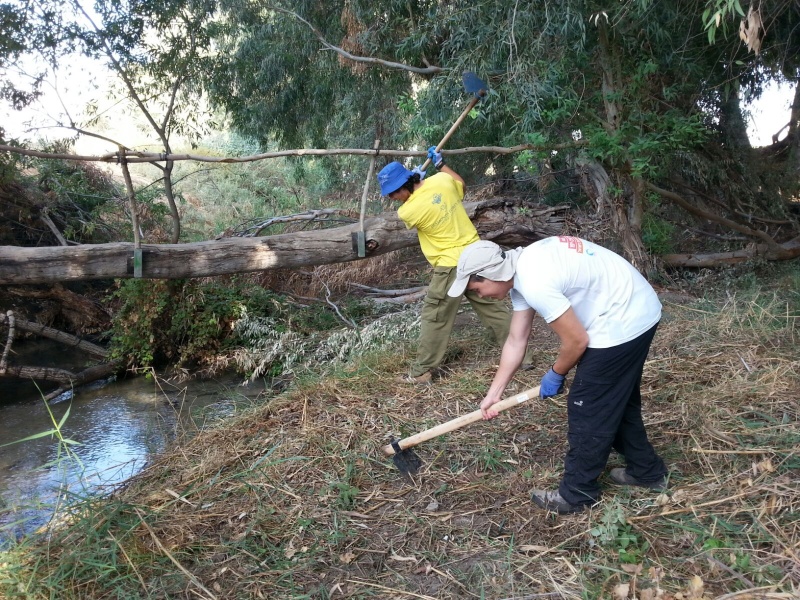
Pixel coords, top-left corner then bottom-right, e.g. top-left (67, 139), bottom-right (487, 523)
top-left (510, 236), bottom-right (662, 348)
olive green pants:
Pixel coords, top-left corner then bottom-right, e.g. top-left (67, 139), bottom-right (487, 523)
top-left (410, 266), bottom-right (513, 377)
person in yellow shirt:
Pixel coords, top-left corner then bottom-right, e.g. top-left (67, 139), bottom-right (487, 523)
top-left (377, 147), bottom-right (520, 384)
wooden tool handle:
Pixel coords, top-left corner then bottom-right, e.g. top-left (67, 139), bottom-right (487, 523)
top-left (419, 94), bottom-right (483, 172)
top-left (382, 386), bottom-right (540, 455)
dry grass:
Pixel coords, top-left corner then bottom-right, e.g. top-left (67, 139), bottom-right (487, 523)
top-left (2, 274), bottom-right (799, 599)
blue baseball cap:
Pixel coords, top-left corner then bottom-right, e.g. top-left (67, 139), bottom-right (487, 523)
top-left (377, 162), bottom-right (413, 196)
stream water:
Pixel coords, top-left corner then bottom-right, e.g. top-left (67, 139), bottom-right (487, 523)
top-left (0, 340), bottom-right (267, 543)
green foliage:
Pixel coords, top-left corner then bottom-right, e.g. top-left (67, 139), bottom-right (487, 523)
top-left (109, 280), bottom-right (172, 367)
top-left (641, 213), bottom-right (675, 255)
top-left (0, 2), bottom-right (40, 111)
top-left (109, 278), bottom-right (275, 370)
top-left (702, 0), bottom-right (746, 44)
top-left (108, 273), bottom-right (398, 378)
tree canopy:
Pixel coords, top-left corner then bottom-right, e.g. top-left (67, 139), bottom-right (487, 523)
top-left (1, 0), bottom-right (799, 271)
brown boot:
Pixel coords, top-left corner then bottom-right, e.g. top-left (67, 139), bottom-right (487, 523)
top-left (395, 371), bottom-right (433, 385)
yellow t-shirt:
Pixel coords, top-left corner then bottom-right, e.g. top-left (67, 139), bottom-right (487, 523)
top-left (397, 172), bottom-right (479, 267)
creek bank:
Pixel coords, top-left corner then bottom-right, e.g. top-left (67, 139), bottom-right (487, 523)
top-left (0, 361), bottom-right (270, 543)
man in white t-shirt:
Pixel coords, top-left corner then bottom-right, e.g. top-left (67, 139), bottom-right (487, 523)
top-left (448, 236), bottom-right (668, 514)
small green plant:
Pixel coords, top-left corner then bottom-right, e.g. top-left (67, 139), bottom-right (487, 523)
top-left (590, 498), bottom-right (627, 545)
top-left (590, 498), bottom-right (650, 563)
top-left (476, 446), bottom-right (509, 472)
top-left (1, 396), bottom-right (82, 469)
top-left (330, 462), bottom-right (360, 510)
top-left (642, 213), bottom-right (675, 255)
top-left (0, 392), bottom-right (84, 541)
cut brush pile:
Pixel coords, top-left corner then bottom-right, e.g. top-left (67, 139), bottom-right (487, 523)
top-left (1, 273), bottom-right (799, 599)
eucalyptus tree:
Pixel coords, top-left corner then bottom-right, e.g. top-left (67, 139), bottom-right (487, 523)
top-left (17, 0), bottom-right (219, 243)
top-left (0, 2), bottom-right (39, 140)
top-left (205, 1), bottom-right (694, 266)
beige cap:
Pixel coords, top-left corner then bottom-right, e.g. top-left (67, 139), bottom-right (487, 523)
top-left (448, 240), bottom-right (515, 297)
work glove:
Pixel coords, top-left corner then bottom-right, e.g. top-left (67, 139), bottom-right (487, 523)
top-left (540, 367), bottom-right (565, 399)
top-left (411, 165), bottom-right (427, 180)
top-left (427, 146), bottom-right (444, 169)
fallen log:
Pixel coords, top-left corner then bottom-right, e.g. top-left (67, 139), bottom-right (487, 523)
top-left (1, 312), bottom-right (108, 359)
top-left (0, 199), bottom-right (568, 285)
top-left (0, 309), bottom-right (118, 395)
top-left (663, 237), bottom-right (800, 268)
top-left (0, 362), bottom-right (118, 387)
top-left (370, 289), bottom-right (429, 304)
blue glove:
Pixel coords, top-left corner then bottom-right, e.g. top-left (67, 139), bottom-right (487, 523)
top-left (427, 146), bottom-right (444, 168)
top-left (411, 165), bottom-right (426, 180)
top-left (540, 367), bottom-right (565, 398)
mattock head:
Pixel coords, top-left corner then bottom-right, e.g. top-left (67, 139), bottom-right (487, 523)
top-left (389, 437), bottom-right (423, 475)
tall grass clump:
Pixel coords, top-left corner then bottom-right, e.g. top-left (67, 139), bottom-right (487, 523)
top-left (233, 305), bottom-right (419, 380)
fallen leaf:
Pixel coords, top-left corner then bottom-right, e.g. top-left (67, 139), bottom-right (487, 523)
top-left (339, 551), bottom-right (356, 564)
top-left (389, 553), bottom-right (418, 563)
top-left (621, 563), bottom-right (643, 575)
top-left (414, 563), bottom-right (434, 575)
top-left (687, 575), bottom-right (704, 599)
top-left (519, 544), bottom-right (550, 553)
top-left (613, 583), bottom-right (630, 599)
top-left (752, 458), bottom-right (774, 475)
top-left (329, 582), bottom-right (343, 597)
top-left (284, 540), bottom-right (296, 559)
top-left (640, 589), bottom-right (655, 600)
top-left (671, 489), bottom-right (688, 503)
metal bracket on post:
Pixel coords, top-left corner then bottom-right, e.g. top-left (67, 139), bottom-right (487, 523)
top-left (133, 248), bottom-right (143, 278)
top-left (355, 139), bottom-right (380, 258)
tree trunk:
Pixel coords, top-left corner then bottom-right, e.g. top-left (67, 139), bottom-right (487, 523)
top-left (0, 199), bottom-right (567, 284)
top-left (163, 160), bottom-right (181, 243)
top-left (595, 23), bottom-right (653, 273)
top-left (719, 82), bottom-right (752, 151)
top-left (0, 362), bottom-right (119, 387)
top-left (787, 79), bottom-right (800, 179)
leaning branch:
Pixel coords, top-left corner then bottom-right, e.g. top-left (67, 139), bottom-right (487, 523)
top-left (271, 7), bottom-right (443, 75)
top-left (646, 182), bottom-right (791, 258)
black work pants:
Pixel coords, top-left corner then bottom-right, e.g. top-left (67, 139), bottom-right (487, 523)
top-left (558, 323), bottom-right (666, 506)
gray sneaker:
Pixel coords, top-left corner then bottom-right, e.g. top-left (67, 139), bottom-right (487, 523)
top-left (530, 489), bottom-right (587, 514)
top-left (608, 468), bottom-right (668, 491)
